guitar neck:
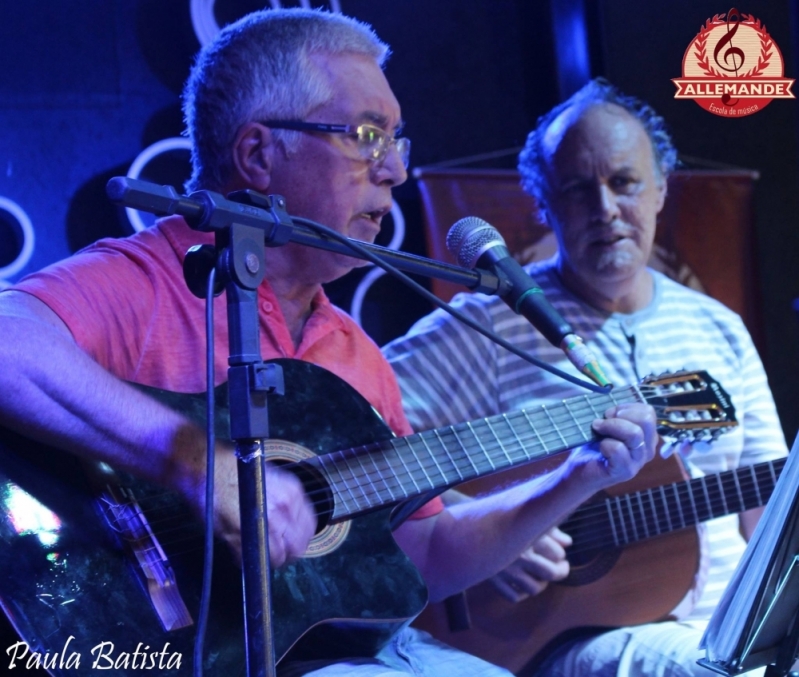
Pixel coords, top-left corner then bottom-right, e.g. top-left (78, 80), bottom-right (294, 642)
top-left (310, 386), bottom-right (641, 522)
top-left (563, 457), bottom-right (787, 553)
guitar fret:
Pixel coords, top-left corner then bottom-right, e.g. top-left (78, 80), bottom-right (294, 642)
top-left (501, 413), bottom-right (528, 463)
top-left (659, 485), bottom-right (674, 532)
top-left (563, 399), bottom-right (588, 446)
top-left (354, 450), bottom-right (381, 509)
top-left (686, 478), bottom-right (700, 525)
top-left (317, 454), bottom-right (355, 515)
top-left (749, 464), bottom-right (763, 506)
top-left (450, 425), bottom-right (477, 479)
top-left (433, 428), bottom-right (465, 482)
top-left (408, 437), bottom-right (436, 491)
top-left (374, 442), bottom-right (403, 503)
top-left (731, 468), bottom-right (745, 512)
top-left (521, 410), bottom-right (550, 453)
top-left (584, 393), bottom-right (604, 419)
top-left (541, 405), bottom-right (568, 448)
top-left (604, 498), bottom-right (620, 547)
top-left (625, 494), bottom-right (639, 542)
top-left (614, 496), bottom-right (630, 544)
top-left (397, 437), bottom-right (423, 494)
top-left (538, 458), bottom-right (785, 582)
top-left (375, 454), bottom-right (398, 503)
top-left (699, 476), bottom-right (713, 520)
top-left (351, 447), bottom-right (379, 507)
top-left (646, 489), bottom-right (661, 535)
top-left (383, 441), bottom-right (412, 500)
top-left (636, 493), bottom-right (650, 539)
top-left (482, 418), bottom-right (503, 471)
top-left (768, 461), bottom-right (778, 487)
top-left (715, 474), bottom-right (729, 515)
top-left (336, 450), bottom-right (369, 511)
top-left (463, 422), bottom-right (483, 476)
top-left (417, 433), bottom-right (448, 487)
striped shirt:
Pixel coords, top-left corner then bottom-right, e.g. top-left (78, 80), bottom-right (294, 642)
top-left (382, 258), bottom-right (787, 620)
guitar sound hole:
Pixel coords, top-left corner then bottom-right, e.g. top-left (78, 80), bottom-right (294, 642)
top-left (563, 547), bottom-right (621, 586)
top-left (277, 459), bottom-right (334, 534)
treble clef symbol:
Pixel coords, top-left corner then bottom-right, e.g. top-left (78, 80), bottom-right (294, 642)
top-left (714, 8), bottom-right (745, 106)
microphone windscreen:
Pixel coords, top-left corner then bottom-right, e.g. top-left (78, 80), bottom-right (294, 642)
top-left (446, 217), bottom-right (507, 268)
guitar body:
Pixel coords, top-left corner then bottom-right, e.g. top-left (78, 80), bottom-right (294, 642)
top-left (0, 360), bottom-right (426, 675)
top-left (414, 453), bottom-right (700, 675)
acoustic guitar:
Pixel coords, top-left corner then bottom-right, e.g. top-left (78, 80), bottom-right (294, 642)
top-left (414, 452), bottom-right (785, 675)
top-left (0, 360), bottom-right (735, 675)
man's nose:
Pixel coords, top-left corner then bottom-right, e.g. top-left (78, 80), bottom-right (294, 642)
top-left (592, 183), bottom-right (621, 223)
top-left (372, 142), bottom-right (408, 187)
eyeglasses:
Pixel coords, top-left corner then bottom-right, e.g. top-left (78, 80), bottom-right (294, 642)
top-left (261, 120), bottom-right (411, 168)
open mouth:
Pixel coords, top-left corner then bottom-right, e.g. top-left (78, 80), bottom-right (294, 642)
top-left (360, 207), bottom-right (390, 224)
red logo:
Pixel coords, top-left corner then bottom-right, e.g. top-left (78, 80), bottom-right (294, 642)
top-left (672, 8), bottom-right (794, 117)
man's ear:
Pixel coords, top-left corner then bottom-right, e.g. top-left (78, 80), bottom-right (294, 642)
top-left (655, 171), bottom-right (668, 213)
top-left (231, 122), bottom-right (276, 192)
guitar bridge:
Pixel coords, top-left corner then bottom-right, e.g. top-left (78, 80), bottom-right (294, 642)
top-left (102, 486), bottom-right (194, 631)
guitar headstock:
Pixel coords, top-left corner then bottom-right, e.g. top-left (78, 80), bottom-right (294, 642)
top-left (640, 370), bottom-right (738, 442)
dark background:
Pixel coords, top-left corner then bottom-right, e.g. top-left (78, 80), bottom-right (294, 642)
top-left (0, 0), bottom-right (797, 440)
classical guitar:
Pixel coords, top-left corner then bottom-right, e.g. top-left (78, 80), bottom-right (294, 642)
top-left (0, 361), bottom-right (735, 675)
top-left (414, 453), bottom-right (785, 676)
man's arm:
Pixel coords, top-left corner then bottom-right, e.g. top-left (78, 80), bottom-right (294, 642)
top-left (0, 290), bottom-right (314, 565)
top-left (394, 404), bottom-right (656, 602)
top-left (739, 506), bottom-right (766, 542)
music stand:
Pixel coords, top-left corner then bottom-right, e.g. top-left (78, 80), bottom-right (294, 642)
top-left (699, 434), bottom-right (799, 676)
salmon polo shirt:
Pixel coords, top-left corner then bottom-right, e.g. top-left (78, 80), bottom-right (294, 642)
top-left (13, 215), bottom-right (443, 518)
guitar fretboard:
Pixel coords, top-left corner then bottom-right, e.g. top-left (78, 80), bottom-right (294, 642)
top-left (308, 387), bottom-right (642, 521)
top-left (564, 457), bottom-right (787, 553)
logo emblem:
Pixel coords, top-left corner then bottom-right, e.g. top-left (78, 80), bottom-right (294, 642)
top-left (672, 8), bottom-right (794, 117)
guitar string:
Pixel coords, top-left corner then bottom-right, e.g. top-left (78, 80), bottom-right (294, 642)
top-left (556, 461), bottom-right (785, 555)
top-left (117, 382), bottom-right (715, 526)
top-left (109, 384), bottom-right (730, 558)
top-left (124, 386), bottom-right (641, 528)
top-left (291, 383), bottom-right (726, 518)
top-left (113, 456), bottom-right (766, 564)
top-left (106, 464), bottom-right (780, 563)
top-left (303, 386), bottom-right (642, 513)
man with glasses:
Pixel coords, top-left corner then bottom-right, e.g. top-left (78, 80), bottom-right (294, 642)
top-left (0, 10), bottom-right (655, 675)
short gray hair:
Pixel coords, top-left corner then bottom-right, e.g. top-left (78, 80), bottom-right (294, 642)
top-left (183, 8), bottom-right (389, 192)
top-left (518, 78), bottom-right (677, 215)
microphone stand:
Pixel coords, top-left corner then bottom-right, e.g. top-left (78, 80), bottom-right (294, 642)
top-left (183, 215), bottom-right (285, 677)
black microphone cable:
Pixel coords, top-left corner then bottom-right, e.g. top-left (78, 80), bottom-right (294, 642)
top-left (292, 216), bottom-right (610, 394)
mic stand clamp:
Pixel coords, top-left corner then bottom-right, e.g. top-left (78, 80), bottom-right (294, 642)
top-left (184, 215), bottom-right (287, 677)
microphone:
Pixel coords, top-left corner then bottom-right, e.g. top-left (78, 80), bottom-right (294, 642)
top-left (446, 216), bottom-right (611, 388)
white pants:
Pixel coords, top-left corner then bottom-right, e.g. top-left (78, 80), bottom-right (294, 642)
top-left (537, 621), bottom-right (765, 677)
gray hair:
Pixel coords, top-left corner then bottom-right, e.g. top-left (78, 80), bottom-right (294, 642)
top-left (183, 8), bottom-right (389, 192)
top-left (518, 78), bottom-right (677, 215)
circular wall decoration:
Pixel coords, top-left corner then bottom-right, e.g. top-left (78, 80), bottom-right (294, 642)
top-left (0, 197), bottom-right (35, 285)
top-left (190, 0), bottom-right (342, 47)
top-left (125, 137), bottom-right (193, 233)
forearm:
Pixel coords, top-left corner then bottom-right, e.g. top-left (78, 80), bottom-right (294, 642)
top-left (0, 296), bottom-right (212, 500)
top-left (0, 291), bottom-right (318, 566)
top-left (397, 462), bottom-right (596, 601)
top-left (396, 406), bottom-right (656, 601)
